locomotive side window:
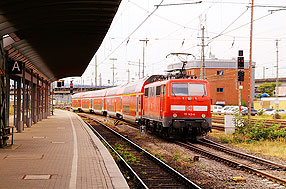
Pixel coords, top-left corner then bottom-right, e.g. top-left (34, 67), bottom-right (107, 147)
top-left (171, 83), bottom-right (206, 96)
top-left (149, 87), bottom-right (154, 97)
top-left (156, 86), bottom-right (161, 96)
top-left (138, 95), bottom-right (141, 105)
top-left (144, 88), bottom-right (149, 97)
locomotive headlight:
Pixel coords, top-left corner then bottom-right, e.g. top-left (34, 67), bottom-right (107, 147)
top-left (188, 97), bottom-right (192, 101)
top-left (173, 113), bottom-right (178, 117)
top-left (202, 114), bottom-right (206, 118)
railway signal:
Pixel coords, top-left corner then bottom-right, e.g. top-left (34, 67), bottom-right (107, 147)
top-left (237, 50), bottom-right (244, 116)
top-left (57, 80), bottom-right (65, 87)
top-left (237, 50), bottom-right (244, 82)
top-left (70, 81), bottom-right (73, 94)
top-left (238, 71), bottom-right (244, 82)
top-left (237, 57), bottom-right (244, 69)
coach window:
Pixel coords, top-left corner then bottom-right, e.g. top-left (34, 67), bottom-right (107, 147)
top-left (144, 88), bottom-right (149, 97)
top-left (156, 86), bottom-right (161, 96)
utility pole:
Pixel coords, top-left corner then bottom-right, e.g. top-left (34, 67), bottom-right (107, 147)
top-left (110, 58), bottom-right (117, 87)
top-left (99, 73), bottom-right (102, 86)
top-left (248, 0), bottom-right (254, 118)
top-left (128, 60), bottom-right (145, 79)
top-left (94, 55), bottom-right (97, 87)
top-left (275, 39), bottom-right (279, 110)
top-left (81, 76), bottom-right (83, 92)
top-left (127, 69), bottom-right (130, 83)
top-left (263, 66), bottom-right (266, 79)
top-left (139, 39), bottom-right (149, 78)
top-left (198, 26), bottom-right (207, 80)
top-left (139, 59), bottom-right (141, 79)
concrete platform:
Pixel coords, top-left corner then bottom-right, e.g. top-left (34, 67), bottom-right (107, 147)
top-left (0, 109), bottom-right (129, 189)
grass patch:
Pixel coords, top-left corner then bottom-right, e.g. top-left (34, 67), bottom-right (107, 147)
top-left (234, 138), bottom-right (286, 159)
top-left (208, 131), bottom-right (286, 159)
top-left (114, 143), bottom-right (140, 165)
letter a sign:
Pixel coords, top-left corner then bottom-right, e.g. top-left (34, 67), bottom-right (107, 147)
top-left (9, 60), bottom-right (23, 74)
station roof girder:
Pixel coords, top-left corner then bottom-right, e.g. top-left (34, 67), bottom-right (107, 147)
top-left (0, 0), bottom-right (121, 81)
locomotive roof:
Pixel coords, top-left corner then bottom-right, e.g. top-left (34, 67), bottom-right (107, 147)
top-left (144, 78), bottom-right (208, 88)
top-left (105, 75), bottom-right (164, 95)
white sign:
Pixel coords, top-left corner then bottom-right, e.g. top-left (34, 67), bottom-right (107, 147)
top-left (224, 115), bottom-right (235, 134)
top-left (140, 125), bottom-right (146, 136)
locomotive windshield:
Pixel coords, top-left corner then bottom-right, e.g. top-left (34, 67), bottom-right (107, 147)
top-left (171, 83), bottom-right (206, 96)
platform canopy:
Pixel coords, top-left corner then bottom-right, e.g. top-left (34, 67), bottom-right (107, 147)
top-left (0, 0), bottom-right (121, 81)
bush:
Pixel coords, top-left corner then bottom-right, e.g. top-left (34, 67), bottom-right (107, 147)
top-left (273, 113), bottom-right (281, 119)
top-left (242, 101), bottom-right (247, 107)
top-left (232, 115), bottom-right (286, 142)
top-left (257, 110), bottom-right (264, 116)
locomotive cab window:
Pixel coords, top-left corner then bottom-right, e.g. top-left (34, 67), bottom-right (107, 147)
top-left (144, 88), bottom-right (149, 97)
top-left (171, 83), bottom-right (206, 96)
top-left (156, 86), bottom-right (161, 96)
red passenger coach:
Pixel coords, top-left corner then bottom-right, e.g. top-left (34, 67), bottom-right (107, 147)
top-left (105, 86), bottom-right (123, 118)
top-left (71, 93), bottom-right (83, 112)
top-left (90, 89), bottom-right (107, 115)
top-left (142, 79), bottom-right (212, 138)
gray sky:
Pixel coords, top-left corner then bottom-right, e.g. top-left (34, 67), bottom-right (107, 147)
top-left (69, 0), bottom-right (286, 86)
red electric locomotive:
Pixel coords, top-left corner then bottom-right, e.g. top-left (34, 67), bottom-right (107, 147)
top-left (142, 78), bottom-right (212, 139)
top-left (71, 75), bottom-right (212, 139)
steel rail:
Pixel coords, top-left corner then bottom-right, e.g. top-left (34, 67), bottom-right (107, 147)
top-left (200, 138), bottom-right (286, 170)
top-left (176, 141), bottom-right (286, 186)
top-left (84, 121), bottom-right (148, 189)
top-left (83, 115), bottom-right (201, 189)
top-left (212, 116), bottom-right (286, 128)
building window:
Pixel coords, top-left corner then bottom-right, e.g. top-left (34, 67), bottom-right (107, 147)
top-left (217, 71), bottom-right (224, 75)
top-left (217, 88), bottom-right (223, 92)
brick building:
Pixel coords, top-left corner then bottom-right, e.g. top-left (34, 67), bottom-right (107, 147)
top-left (166, 58), bottom-right (256, 106)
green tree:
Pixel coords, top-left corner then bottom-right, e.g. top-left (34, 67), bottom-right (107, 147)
top-left (257, 82), bottom-right (281, 97)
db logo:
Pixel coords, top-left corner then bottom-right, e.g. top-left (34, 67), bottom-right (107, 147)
top-left (186, 106), bottom-right (193, 111)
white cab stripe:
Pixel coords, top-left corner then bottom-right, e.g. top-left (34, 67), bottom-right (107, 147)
top-left (171, 105), bottom-right (186, 111)
top-left (193, 106), bottom-right (208, 111)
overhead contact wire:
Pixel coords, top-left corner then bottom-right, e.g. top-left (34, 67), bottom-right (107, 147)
top-left (98, 0), bottom-right (165, 66)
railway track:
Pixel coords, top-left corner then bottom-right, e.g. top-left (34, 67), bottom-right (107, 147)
top-left (78, 112), bottom-right (286, 186)
top-left (200, 138), bottom-right (286, 171)
top-left (211, 124), bottom-right (225, 131)
top-left (81, 115), bottom-right (200, 189)
top-left (176, 140), bottom-right (286, 186)
top-left (212, 115), bottom-right (286, 129)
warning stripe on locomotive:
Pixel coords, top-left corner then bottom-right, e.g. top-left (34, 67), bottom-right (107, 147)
top-left (114, 120), bottom-right (120, 126)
